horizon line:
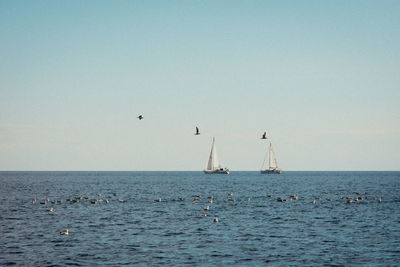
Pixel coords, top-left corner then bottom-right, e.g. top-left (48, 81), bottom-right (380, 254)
top-left (0, 170), bottom-right (399, 172)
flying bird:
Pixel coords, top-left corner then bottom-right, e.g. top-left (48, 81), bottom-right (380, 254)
top-left (137, 115), bottom-right (144, 120)
top-left (261, 132), bottom-right (267, 139)
top-left (195, 127), bottom-right (200, 135)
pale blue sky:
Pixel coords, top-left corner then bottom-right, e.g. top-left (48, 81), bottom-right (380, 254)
top-left (1, 0), bottom-right (399, 170)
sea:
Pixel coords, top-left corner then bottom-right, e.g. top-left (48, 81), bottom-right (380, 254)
top-left (1, 171), bottom-right (399, 266)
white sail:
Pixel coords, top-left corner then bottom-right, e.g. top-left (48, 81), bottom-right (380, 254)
top-left (205, 138), bottom-right (220, 171)
top-left (269, 142), bottom-right (278, 169)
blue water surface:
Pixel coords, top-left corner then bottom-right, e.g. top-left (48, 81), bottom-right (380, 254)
top-left (1, 171), bottom-right (399, 266)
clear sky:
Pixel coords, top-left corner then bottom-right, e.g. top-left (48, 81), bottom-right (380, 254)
top-left (1, 0), bottom-right (399, 171)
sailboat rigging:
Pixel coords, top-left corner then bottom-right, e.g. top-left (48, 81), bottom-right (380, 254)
top-left (261, 142), bottom-right (283, 174)
top-left (204, 138), bottom-right (229, 174)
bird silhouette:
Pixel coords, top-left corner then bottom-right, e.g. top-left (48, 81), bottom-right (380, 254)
top-left (261, 132), bottom-right (267, 139)
top-left (137, 115), bottom-right (143, 120)
top-left (195, 127), bottom-right (200, 135)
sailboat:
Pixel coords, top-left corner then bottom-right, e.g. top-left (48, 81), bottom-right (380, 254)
top-left (261, 142), bottom-right (283, 174)
top-left (204, 138), bottom-right (229, 174)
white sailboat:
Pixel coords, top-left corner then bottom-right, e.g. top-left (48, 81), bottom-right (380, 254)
top-left (204, 138), bottom-right (229, 174)
top-left (261, 142), bottom-right (283, 174)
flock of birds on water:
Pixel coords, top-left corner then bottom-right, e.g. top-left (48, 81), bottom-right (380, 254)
top-left (30, 189), bottom-right (384, 236)
top-left (25, 114), bottom-right (272, 236)
top-left (28, 114), bottom-right (386, 236)
top-left (29, 114), bottom-right (383, 235)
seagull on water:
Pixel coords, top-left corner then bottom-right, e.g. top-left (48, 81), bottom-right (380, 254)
top-left (60, 229), bottom-right (69, 235)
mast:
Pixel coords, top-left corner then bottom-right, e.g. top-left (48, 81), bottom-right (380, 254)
top-left (206, 138), bottom-right (220, 171)
top-left (269, 142), bottom-right (278, 170)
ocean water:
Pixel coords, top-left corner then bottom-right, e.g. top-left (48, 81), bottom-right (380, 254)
top-left (1, 171), bottom-right (399, 266)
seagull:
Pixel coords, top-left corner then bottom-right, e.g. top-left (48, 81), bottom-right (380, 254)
top-left (195, 127), bottom-right (200, 135)
top-left (60, 229), bottom-right (69, 235)
top-left (137, 115), bottom-right (144, 120)
top-left (261, 132), bottom-right (267, 139)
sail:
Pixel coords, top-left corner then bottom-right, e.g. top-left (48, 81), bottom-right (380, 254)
top-left (269, 142), bottom-right (278, 169)
top-left (206, 138), bottom-right (220, 171)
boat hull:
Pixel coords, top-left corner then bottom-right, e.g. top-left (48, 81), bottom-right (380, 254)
top-left (260, 169), bottom-right (283, 174)
top-left (204, 169), bottom-right (229, 174)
